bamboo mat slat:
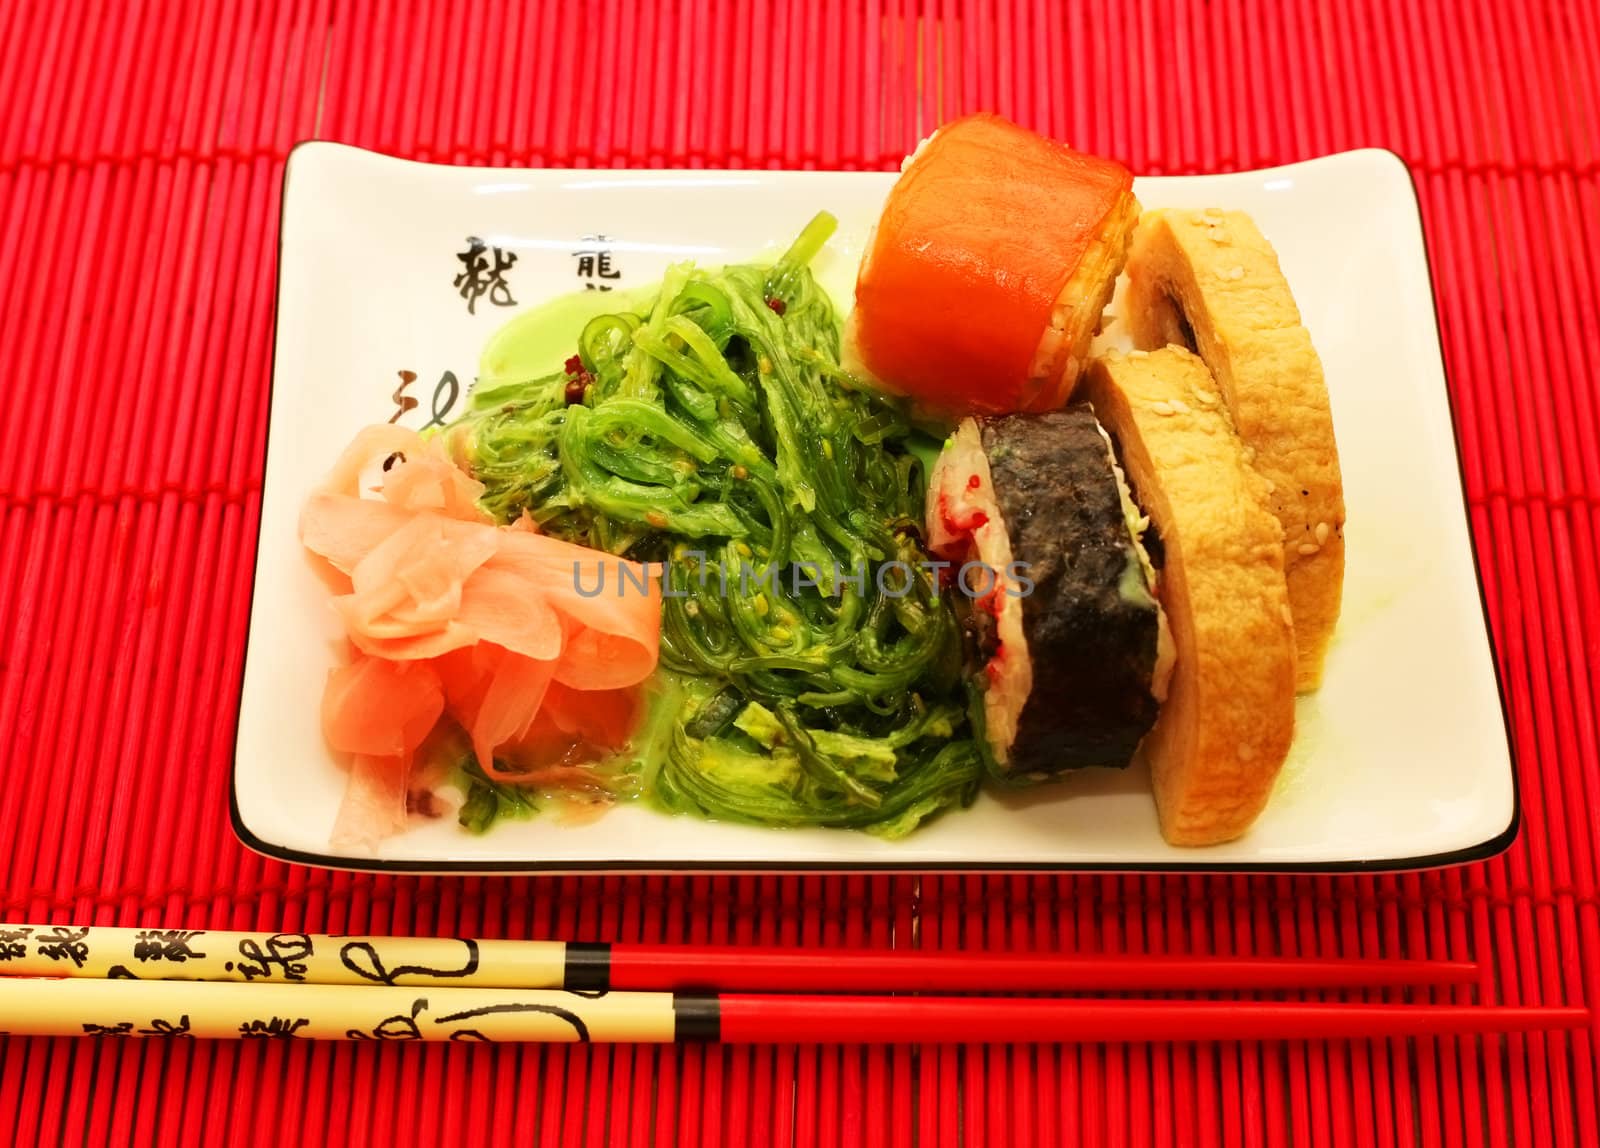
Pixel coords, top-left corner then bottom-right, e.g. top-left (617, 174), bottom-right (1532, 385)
top-left (2, 1), bottom-right (1599, 1143)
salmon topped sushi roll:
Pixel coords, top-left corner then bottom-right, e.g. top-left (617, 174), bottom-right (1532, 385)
top-left (850, 113), bottom-right (1140, 415)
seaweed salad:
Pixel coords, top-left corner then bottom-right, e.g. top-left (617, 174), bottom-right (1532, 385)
top-left (444, 214), bottom-right (983, 837)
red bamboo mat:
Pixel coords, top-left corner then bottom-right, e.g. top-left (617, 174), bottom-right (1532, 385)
top-left (2, 0), bottom-right (1597, 1143)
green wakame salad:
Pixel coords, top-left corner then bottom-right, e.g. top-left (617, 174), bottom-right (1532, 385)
top-left (446, 214), bottom-right (983, 837)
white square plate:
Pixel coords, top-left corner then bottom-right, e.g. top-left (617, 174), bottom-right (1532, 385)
top-left (234, 142), bottom-right (1516, 873)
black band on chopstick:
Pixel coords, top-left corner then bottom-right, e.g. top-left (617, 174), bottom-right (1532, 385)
top-left (563, 942), bottom-right (613, 992)
top-left (672, 994), bottom-right (722, 1042)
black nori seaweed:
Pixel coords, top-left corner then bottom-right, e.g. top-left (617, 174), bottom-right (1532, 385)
top-left (979, 406), bottom-right (1161, 775)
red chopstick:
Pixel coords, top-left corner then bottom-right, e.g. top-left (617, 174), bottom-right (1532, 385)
top-left (592, 943), bottom-right (1479, 993)
top-left (712, 997), bottom-right (1589, 1044)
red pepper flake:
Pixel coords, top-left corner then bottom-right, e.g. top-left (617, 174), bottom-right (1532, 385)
top-left (938, 491), bottom-right (991, 535)
top-left (966, 473), bottom-right (982, 490)
top-left (937, 495), bottom-right (962, 538)
top-left (765, 296), bottom-right (787, 316)
top-left (563, 353), bottom-right (595, 404)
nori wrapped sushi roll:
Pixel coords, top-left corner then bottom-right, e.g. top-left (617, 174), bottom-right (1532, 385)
top-left (926, 405), bottom-right (1171, 779)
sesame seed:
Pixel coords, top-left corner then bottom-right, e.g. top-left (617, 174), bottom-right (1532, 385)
top-left (1167, 398), bottom-right (1191, 414)
top-left (1297, 542), bottom-right (1321, 556)
top-left (1280, 604), bottom-right (1294, 626)
top-left (1209, 228), bottom-right (1230, 245)
top-left (1228, 266), bottom-right (1246, 281)
top-left (1203, 207), bottom-right (1224, 220)
top-left (1149, 400), bottom-right (1176, 416)
top-left (1191, 387), bottom-right (1218, 404)
top-left (1262, 478), bottom-right (1276, 494)
top-left (1128, 349), bottom-right (1150, 359)
top-left (1315, 522), bottom-right (1331, 546)
top-left (1190, 212), bottom-right (1208, 226)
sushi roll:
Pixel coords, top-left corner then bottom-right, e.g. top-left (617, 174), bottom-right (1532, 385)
top-left (926, 406), bottom-right (1172, 779)
top-left (1123, 209), bottom-right (1345, 692)
top-left (851, 113), bottom-right (1140, 416)
top-left (1085, 349), bottom-right (1297, 846)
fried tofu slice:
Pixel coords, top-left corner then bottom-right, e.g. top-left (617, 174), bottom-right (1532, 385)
top-left (1124, 209), bottom-right (1344, 692)
top-left (1087, 349), bottom-right (1296, 847)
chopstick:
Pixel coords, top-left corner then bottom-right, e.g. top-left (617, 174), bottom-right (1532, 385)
top-left (0, 978), bottom-right (1585, 1044)
top-left (2, 924), bottom-right (1580, 1045)
top-left (0, 924), bottom-right (1479, 993)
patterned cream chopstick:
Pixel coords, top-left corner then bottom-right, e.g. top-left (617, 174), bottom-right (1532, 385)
top-left (0, 924), bottom-right (566, 989)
